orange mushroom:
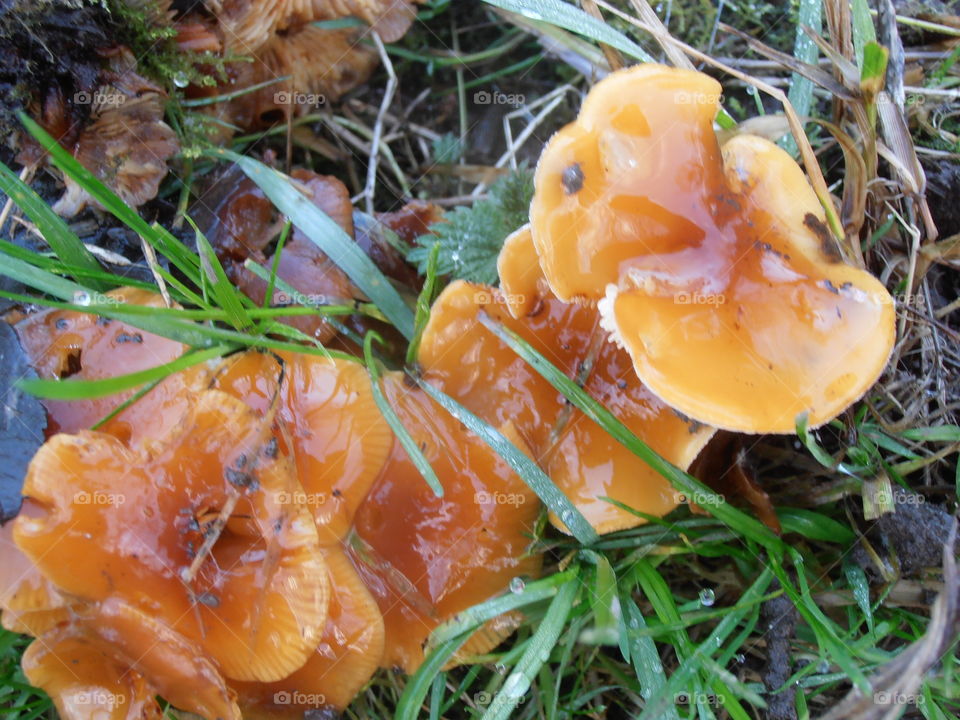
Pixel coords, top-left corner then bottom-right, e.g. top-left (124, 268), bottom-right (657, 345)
top-left (0, 515), bottom-right (69, 636)
top-left (351, 373), bottom-right (542, 672)
top-left (23, 598), bottom-right (241, 720)
top-left (14, 287), bottom-right (211, 442)
top-left (417, 227), bottom-right (715, 534)
top-left (233, 546), bottom-right (385, 715)
top-left (13, 388), bottom-right (329, 683)
top-left (210, 350), bottom-right (393, 545)
top-left (528, 63), bottom-right (895, 433)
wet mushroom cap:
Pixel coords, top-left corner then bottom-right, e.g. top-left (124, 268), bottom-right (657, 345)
top-left (418, 268), bottom-right (715, 535)
top-left (0, 516), bottom-right (70, 636)
top-left (233, 545), bottom-right (385, 715)
top-left (530, 63), bottom-right (895, 433)
top-left (14, 288), bottom-right (201, 441)
top-left (211, 350), bottom-right (393, 545)
top-left (23, 623), bottom-right (164, 720)
top-left (351, 373), bottom-right (542, 673)
top-left (14, 390), bottom-right (329, 683)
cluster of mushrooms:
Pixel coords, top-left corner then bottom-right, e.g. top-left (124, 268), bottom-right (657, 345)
top-left (1, 65), bottom-right (896, 719)
top-left (26, 0), bottom-right (421, 216)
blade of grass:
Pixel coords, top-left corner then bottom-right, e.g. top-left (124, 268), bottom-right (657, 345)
top-left (414, 377), bottom-right (599, 546)
top-left (0, 161), bottom-right (105, 288)
top-left (480, 575), bottom-right (579, 720)
top-left (428, 569), bottom-right (577, 649)
top-left (477, 312), bottom-right (781, 550)
top-left (207, 148), bottom-right (415, 339)
top-left (483, 0), bottom-right (655, 62)
top-left (406, 243), bottom-right (441, 366)
top-left (18, 345), bottom-right (231, 400)
top-left (363, 334), bottom-right (443, 497)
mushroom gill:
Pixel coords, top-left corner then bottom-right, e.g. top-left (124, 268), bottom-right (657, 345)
top-left (528, 63), bottom-right (895, 433)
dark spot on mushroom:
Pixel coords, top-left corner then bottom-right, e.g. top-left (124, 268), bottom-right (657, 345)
top-left (115, 331), bottom-right (143, 344)
top-left (60, 350), bottom-right (82, 379)
top-left (96, 317), bottom-right (112, 327)
top-left (263, 437), bottom-right (278, 459)
top-left (55, 318), bottom-right (69, 330)
top-left (225, 467), bottom-right (256, 489)
top-left (561, 163), bottom-right (584, 195)
top-left (617, 379), bottom-right (627, 389)
top-left (235, 453), bottom-right (247, 469)
top-left (803, 213), bottom-right (842, 262)
top-left (332, 488), bottom-right (342, 498)
top-left (526, 298), bottom-right (545, 318)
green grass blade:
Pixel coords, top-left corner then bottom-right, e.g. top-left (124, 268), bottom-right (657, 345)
top-left (18, 113), bottom-right (169, 249)
top-left (406, 242), bottom-right (440, 366)
top-left (396, 632), bottom-right (472, 720)
top-left (18, 345), bottom-right (231, 400)
top-left (207, 148), bottom-right (415, 339)
top-left (0, 161), bottom-right (105, 288)
top-left (363, 335), bottom-right (443, 497)
top-left (428, 570), bottom-right (577, 648)
top-left (187, 217), bottom-right (254, 331)
top-left (477, 313), bottom-right (781, 550)
top-left (480, 575), bottom-right (579, 720)
top-left (414, 377), bottom-right (599, 546)
top-left (483, 0), bottom-right (654, 63)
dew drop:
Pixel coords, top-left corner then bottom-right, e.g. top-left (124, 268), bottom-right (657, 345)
top-left (173, 71), bottom-right (190, 88)
top-left (73, 290), bottom-right (91, 306)
top-left (817, 660), bottom-right (830, 673)
top-left (509, 577), bottom-right (525, 594)
top-left (735, 653), bottom-right (746, 664)
top-left (494, 663), bottom-right (506, 675)
top-left (699, 588), bottom-right (715, 607)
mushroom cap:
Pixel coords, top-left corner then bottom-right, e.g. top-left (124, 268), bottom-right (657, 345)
top-left (211, 351), bottom-right (393, 545)
top-left (86, 598), bottom-right (240, 720)
top-left (23, 622), bottom-right (164, 720)
top-left (233, 545), bottom-right (385, 715)
top-left (226, 24), bottom-right (377, 128)
top-left (530, 63), bottom-right (895, 433)
top-left (311, 0), bottom-right (419, 43)
top-left (0, 516), bottom-right (70, 636)
top-left (418, 269), bottom-right (715, 535)
top-left (351, 373), bottom-right (542, 672)
top-left (14, 389), bottom-right (329, 683)
top-left (53, 90), bottom-right (178, 217)
top-left (15, 288), bottom-right (212, 444)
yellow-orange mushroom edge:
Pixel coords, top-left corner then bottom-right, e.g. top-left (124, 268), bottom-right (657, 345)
top-left (529, 63), bottom-right (895, 433)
